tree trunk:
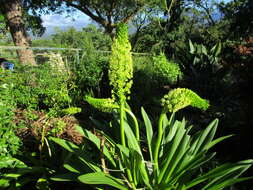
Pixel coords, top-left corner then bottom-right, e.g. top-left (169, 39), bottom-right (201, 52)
top-left (0, 0), bottom-right (36, 65)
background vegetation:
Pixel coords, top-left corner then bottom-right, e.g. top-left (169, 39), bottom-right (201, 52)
top-left (0, 0), bottom-right (253, 189)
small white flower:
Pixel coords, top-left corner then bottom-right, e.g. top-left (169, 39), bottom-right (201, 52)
top-left (1, 83), bottom-right (8, 88)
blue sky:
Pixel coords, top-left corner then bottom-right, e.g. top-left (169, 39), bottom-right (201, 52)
top-left (41, 10), bottom-right (92, 36)
top-left (40, 0), bottom-right (232, 37)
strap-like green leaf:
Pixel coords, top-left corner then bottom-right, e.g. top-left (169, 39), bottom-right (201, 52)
top-left (51, 173), bottom-right (78, 182)
top-left (63, 164), bottom-right (80, 174)
top-left (158, 120), bottom-right (188, 183)
top-left (204, 134), bottom-right (234, 150)
top-left (201, 45), bottom-right (208, 56)
top-left (78, 172), bottom-right (128, 190)
top-left (186, 159), bottom-right (253, 189)
top-left (210, 42), bottom-right (222, 57)
top-left (50, 137), bottom-right (101, 172)
top-left (192, 119), bottom-right (218, 155)
top-left (201, 160), bottom-right (253, 190)
top-left (141, 107), bottom-right (153, 161)
top-left (170, 152), bottom-right (216, 185)
top-left (117, 144), bottom-right (130, 157)
top-left (203, 176), bottom-right (253, 190)
top-left (50, 137), bottom-right (79, 153)
top-left (82, 129), bottom-right (116, 167)
top-left (163, 133), bottom-right (191, 183)
top-left (124, 121), bottom-right (151, 187)
top-left (189, 40), bottom-right (195, 54)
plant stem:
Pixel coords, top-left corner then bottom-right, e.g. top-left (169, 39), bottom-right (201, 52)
top-left (120, 102), bottom-right (126, 146)
top-left (153, 108), bottom-right (167, 178)
top-left (119, 102), bottom-right (136, 189)
top-left (126, 169), bottom-right (136, 189)
top-left (40, 120), bottom-right (48, 162)
top-left (124, 108), bottom-right (140, 142)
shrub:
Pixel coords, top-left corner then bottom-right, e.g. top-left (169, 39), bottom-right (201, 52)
top-left (12, 64), bottom-right (71, 114)
top-left (153, 52), bottom-right (182, 85)
top-left (0, 70), bottom-right (21, 168)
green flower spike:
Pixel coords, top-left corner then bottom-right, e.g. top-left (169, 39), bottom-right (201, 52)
top-left (61, 107), bottom-right (82, 115)
top-left (109, 23), bottom-right (133, 103)
top-left (85, 95), bottom-right (119, 113)
top-left (161, 88), bottom-right (210, 112)
top-left (154, 88), bottom-right (209, 177)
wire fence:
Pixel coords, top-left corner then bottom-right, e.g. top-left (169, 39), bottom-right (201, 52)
top-left (0, 46), bottom-right (82, 65)
top-left (0, 46), bottom-right (149, 64)
top-left (0, 45), bottom-right (152, 77)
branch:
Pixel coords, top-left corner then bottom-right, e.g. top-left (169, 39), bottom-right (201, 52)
top-left (122, 5), bottom-right (143, 23)
top-left (197, 2), bottom-right (216, 26)
top-left (64, 1), bottom-right (109, 27)
top-left (106, 0), bottom-right (115, 25)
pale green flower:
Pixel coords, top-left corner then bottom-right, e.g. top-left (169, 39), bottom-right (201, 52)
top-left (85, 95), bottom-right (119, 113)
top-left (161, 88), bottom-right (209, 112)
top-left (109, 23), bottom-right (133, 103)
top-left (61, 107), bottom-right (82, 115)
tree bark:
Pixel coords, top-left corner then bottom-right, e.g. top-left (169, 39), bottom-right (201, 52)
top-left (0, 0), bottom-right (36, 65)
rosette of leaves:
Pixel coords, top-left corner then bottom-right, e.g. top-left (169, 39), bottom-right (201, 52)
top-left (85, 95), bottom-right (119, 113)
top-left (161, 88), bottom-right (209, 113)
top-left (153, 53), bottom-right (182, 85)
top-left (109, 23), bottom-right (133, 103)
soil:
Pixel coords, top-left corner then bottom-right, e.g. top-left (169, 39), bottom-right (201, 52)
top-left (13, 109), bottom-right (84, 151)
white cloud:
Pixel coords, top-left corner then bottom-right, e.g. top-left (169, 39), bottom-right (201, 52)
top-left (41, 11), bottom-right (92, 36)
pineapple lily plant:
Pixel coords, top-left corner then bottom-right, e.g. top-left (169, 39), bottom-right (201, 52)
top-left (50, 23), bottom-right (253, 189)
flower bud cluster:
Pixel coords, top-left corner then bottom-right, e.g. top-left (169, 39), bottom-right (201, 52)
top-left (85, 95), bottom-right (119, 113)
top-left (161, 88), bottom-right (209, 113)
top-left (109, 23), bottom-right (133, 103)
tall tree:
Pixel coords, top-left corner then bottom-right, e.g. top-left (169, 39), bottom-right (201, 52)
top-left (21, 0), bottom-right (159, 38)
top-left (0, 0), bottom-right (36, 65)
top-left (51, 0), bottom-right (156, 36)
top-left (219, 0), bottom-right (253, 39)
top-left (15, 0), bottom-right (156, 39)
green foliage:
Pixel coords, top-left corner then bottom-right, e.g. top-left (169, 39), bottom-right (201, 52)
top-left (58, 27), bottom-right (111, 100)
top-left (50, 21), bottom-right (252, 189)
top-left (49, 120), bottom-right (66, 136)
top-left (0, 163), bottom-right (51, 189)
top-left (73, 43), bottom-right (108, 89)
top-left (50, 106), bottom-right (253, 189)
top-left (178, 40), bottom-right (231, 101)
top-left (13, 64), bottom-right (71, 113)
top-left (109, 23), bottom-right (133, 102)
top-left (49, 25), bottom-right (112, 50)
top-left (219, 0), bottom-right (253, 39)
top-left (161, 88), bottom-right (210, 113)
top-left (188, 40), bottom-right (222, 63)
top-left (0, 14), bottom-right (7, 39)
top-left (0, 70), bottom-right (21, 168)
top-left (153, 52), bottom-right (182, 85)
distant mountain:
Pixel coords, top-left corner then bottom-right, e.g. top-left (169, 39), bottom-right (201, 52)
top-left (31, 12), bottom-right (92, 39)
